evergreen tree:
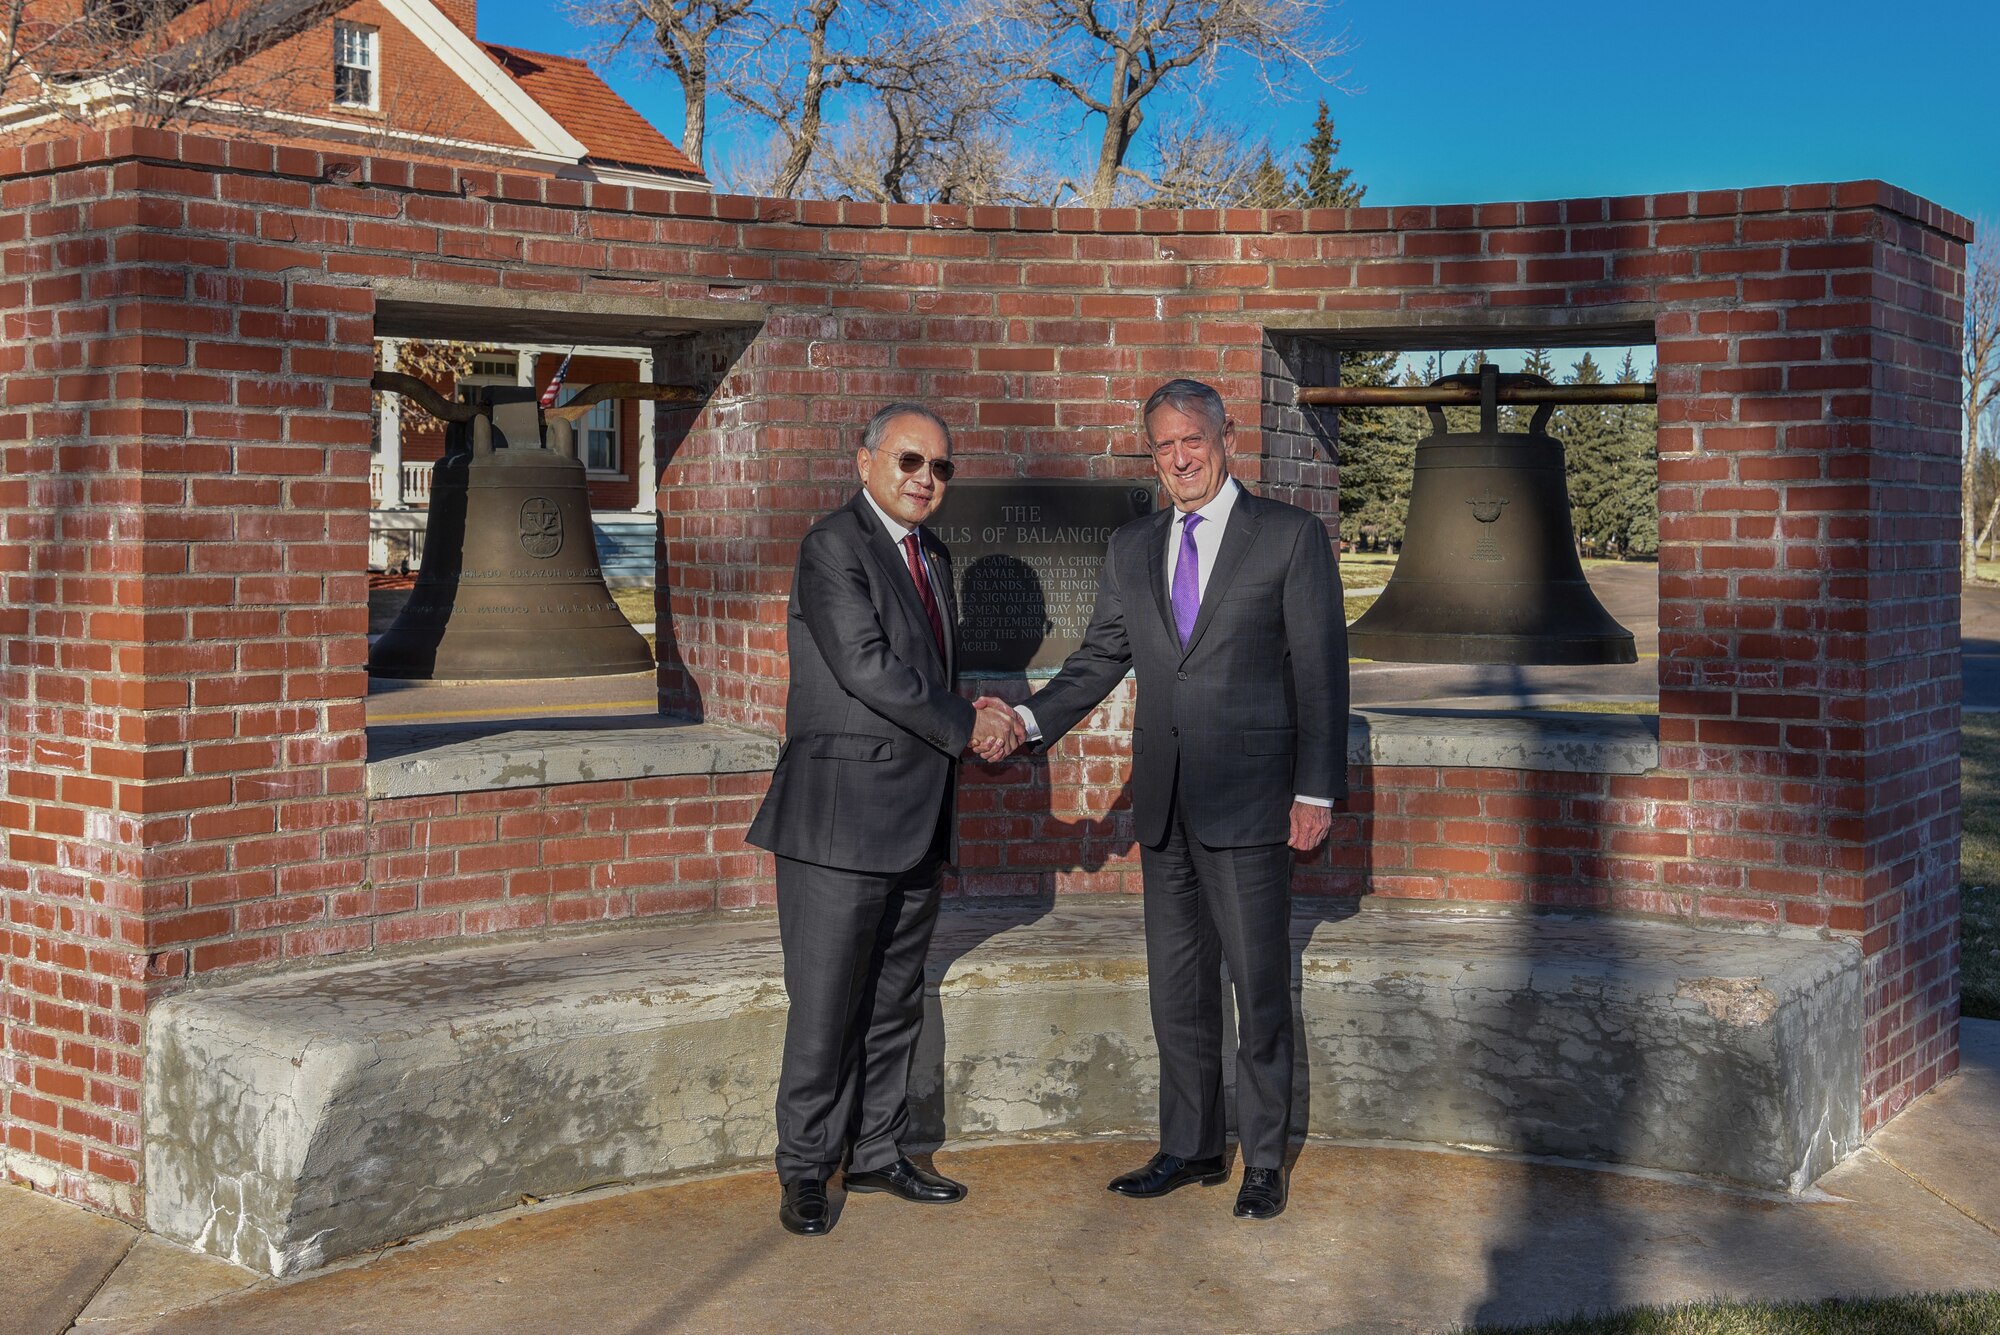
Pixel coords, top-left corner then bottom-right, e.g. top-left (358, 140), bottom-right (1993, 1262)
top-left (1293, 100), bottom-right (1365, 208)
top-left (1334, 349), bottom-right (1419, 549)
top-left (1238, 149), bottom-right (1292, 208)
top-left (1612, 349), bottom-right (1659, 557)
top-left (1556, 351), bottom-right (1626, 555)
top-left (1519, 347), bottom-right (1558, 380)
top-left (1439, 349), bottom-right (1489, 435)
top-left (1504, 347), bottom-right (1559, 434)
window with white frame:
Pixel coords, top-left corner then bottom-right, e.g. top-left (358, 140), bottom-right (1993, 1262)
top-left (559, 390), bottom-right (621, 474)
top-left (333, 23), bottom-right (377, 108)
top-left (461, 352), bottom-right (520, 387)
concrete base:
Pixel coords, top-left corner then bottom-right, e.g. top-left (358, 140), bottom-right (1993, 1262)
top-left (142, 903), bottom-right (1860, 1276)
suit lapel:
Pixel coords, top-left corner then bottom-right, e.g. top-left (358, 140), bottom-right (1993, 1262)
top-left (923, 531), bottom-right (956, 679)
top-left (852, 492), bottom-right (946, 675)
top-left (1180, 488), bottom-right (1263, 661)
top-left (1146, 508), bottom-right (1177, 644)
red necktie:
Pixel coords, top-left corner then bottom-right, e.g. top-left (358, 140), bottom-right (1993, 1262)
top-left (903, 533), bottom-right (946, 660)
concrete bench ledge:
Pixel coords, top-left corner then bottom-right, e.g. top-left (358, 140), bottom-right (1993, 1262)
top-left (365, 710), bottom-right (1658, 801)
top-left (366, 718), bottom-right (780, 798)
top-left (144, 902), bottom-right (1858, 1276)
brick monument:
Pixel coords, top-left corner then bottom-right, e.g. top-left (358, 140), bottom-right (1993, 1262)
top-left (0, 129), bottom-right (1967, 1233)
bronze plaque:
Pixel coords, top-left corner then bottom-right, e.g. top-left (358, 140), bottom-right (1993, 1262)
top-left (931, 480), bottom-right (1154, 672)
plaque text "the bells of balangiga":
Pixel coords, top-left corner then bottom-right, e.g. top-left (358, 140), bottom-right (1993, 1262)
top-left (930, 482), bottom-right (1154, 673)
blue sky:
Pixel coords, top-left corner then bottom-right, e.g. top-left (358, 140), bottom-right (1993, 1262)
top-left (479, 1), bottom-right (1997, 228)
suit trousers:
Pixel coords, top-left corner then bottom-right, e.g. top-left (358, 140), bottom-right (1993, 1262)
top-left (772, 810), bottom-right (948, 1185)
top-left (1141, 786), bottom-right (1296, 1169)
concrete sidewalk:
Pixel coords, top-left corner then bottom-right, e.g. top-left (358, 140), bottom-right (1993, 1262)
top-left (9, 1020), bottom-right (2000, 1335)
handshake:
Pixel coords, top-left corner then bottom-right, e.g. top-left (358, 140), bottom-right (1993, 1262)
top-left (965, 695), bottom-right (1027, 763)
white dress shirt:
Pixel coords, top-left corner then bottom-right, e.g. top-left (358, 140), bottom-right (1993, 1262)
top-left (1013, 476), bottom-right (1327, 809)
top-left (860, 488), bottom-right (948, 650)
top-left (861, 486), bottom-right (916, 546)
top-left (1165, 476), bottom-right (1241, 602)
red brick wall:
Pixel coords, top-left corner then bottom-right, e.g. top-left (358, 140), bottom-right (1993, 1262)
top-left (0, 128), bottom-right (1967, 1215)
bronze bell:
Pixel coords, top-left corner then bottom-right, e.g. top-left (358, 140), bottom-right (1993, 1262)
top-left (369, 386), bottom-right (654, 680)
top-left (1346, 367), bottom-right (1637, 666)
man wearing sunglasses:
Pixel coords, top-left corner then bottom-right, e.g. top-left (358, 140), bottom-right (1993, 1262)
top-left (748, 402), bottom-right (1022, 1237)
top-left (1007, 378), bottom-right (1346, 1221)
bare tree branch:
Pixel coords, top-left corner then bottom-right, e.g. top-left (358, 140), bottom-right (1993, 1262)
top-left (567, 0), bottom-right (756, 174)
top-left (969, 0), bottom-right (1348, 205)
top-left (1121, 111), bottom-right (1277, 207)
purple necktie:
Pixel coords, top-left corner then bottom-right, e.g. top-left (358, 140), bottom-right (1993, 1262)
top-left (1171, 513), bottom-right (1203, 646)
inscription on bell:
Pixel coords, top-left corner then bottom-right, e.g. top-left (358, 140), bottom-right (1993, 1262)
top-left (1467, 491), bottom-right (1508, 562)
top-left (518, 497), bottom-right (563, 558)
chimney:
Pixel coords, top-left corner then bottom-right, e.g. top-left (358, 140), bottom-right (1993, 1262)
top-left (433, 0), bottom-right (477, 39)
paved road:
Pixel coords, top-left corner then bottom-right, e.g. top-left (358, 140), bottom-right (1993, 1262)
top-left (1966, 579), bottom-right (2000, 712)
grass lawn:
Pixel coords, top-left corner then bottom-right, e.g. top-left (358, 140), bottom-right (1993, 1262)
top-left (1462, 1291), bottom-right (2000, 1334)
top-left (610, 587), bottom-right (656, 626)
top-left (609, 586), bottom-right (658, 651)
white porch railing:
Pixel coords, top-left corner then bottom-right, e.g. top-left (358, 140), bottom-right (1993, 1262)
top-left (369, 461), bottom-right (434, 507)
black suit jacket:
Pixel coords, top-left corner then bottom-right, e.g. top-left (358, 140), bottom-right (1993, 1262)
top-left (747, 491), bottom-right (976, 874)
top-left (1023, 487), bottom-right (1347, 849)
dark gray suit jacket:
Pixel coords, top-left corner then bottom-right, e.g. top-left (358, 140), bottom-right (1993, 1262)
top-left (747, 491), bottom-right (977, 874)
top-left (1024, 487), bottom-right (1347, 849)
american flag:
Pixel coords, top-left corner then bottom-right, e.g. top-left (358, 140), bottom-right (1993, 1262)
top-left (537, 350), bottom-right (574, 408)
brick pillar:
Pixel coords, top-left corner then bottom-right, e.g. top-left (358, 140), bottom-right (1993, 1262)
top-left (2, 131), bottom-right (376, 1210)
top-left (3, 140), bottom-right (154, 1212)
top-left (1651, 184), bottom-right (1967, 1125)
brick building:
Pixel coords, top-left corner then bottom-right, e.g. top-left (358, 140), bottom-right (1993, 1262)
top-left (0, 127), bottom-right (1969, 1232)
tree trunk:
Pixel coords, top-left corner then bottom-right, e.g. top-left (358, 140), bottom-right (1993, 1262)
top-left (1969, 403), bottom-right (1983, 584)
top-left (1084, 50), bottom-right (1135, 206)
top-left (681, 64), bottom-right (707, 172)
top-left (770, 74), bottom-right (824, 196)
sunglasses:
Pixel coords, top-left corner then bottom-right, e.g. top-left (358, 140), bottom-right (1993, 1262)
top-left (891, 451), bottom-right (956, 482)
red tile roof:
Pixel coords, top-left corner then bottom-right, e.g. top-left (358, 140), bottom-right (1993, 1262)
top-left (481, 42), bottom-right (703, 180)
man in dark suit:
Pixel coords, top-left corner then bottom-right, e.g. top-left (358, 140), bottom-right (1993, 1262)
top-left (1013, 378), bottom-right (1346, 1220)
top-left (747, 402), bottom-right (1022, 1237)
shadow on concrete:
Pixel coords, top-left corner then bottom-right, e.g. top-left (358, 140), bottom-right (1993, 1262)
top-left (907, 765), bottom-right (1137, 1150)
top-left (651, 399), bottom-right (706, 722)
top-left (364, 710), bottom-right (700, 766)
top-left (1282, 894), bottom-right (1361, 1173)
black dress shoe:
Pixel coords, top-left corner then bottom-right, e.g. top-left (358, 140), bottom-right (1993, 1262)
top-left (1233, 1166), bottom-right (1287, 1219)
top-left (780, 1178), bottom-right (831, 1235)
top-left (844, 1156), bottom-right (966, 1203)
top-left (1107, 1151), bottom-right (1229, 1198)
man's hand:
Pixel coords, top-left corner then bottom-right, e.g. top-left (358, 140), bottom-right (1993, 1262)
top-left (966, 696), bottom-right (1024, 762)
top-left (1288, 800), bottom-right (1332, 852)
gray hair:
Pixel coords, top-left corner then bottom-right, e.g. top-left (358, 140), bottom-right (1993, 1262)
top-left (862, 402), bottom-right (953, 453)
top-left (1141, 379), bottom-right (1228, 441)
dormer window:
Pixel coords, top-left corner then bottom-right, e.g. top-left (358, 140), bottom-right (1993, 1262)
top-left (333, 22), bottom-right (377, 108)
